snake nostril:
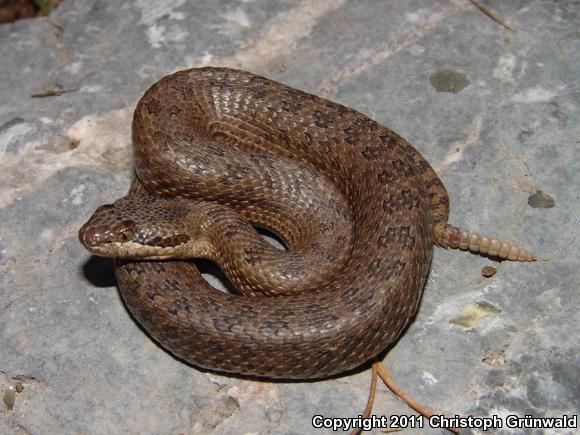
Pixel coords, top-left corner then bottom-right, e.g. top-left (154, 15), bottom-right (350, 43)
top-left (79, 226), bottom-right (98, 247)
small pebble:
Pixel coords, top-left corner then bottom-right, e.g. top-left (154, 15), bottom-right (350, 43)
top-left (528, 190), bottom-right (555, 208)
top-left (481, 265), bottom-right (497, 277)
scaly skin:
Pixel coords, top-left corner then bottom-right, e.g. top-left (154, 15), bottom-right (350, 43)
top-left (79, 67), bottom-right (535, 379)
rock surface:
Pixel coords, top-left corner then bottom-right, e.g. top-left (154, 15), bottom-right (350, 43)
top-left (1, 1), bottom-right (578, 434)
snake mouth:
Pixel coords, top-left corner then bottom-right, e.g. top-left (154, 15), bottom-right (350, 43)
top-left (83, 240), bottom-right (185, 260)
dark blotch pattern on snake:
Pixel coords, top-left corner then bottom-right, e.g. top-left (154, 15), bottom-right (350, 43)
top-left (79, 67), bottom-right (535, 379)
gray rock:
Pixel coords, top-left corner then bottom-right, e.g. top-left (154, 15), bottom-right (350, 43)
top-left (1, 1), bottom-right (578, 434)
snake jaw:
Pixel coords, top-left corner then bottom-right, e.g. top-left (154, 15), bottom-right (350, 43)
top-left (79, 232), bottom-right (195, 260)
top-left (102, 241), bottom-right (186, 260)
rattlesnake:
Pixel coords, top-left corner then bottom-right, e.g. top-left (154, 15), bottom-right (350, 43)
top-left (79, 67), bottom-right (534, 379)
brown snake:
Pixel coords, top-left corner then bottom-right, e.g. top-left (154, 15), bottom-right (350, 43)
top-left (79, 67), bottom-right (535, 379)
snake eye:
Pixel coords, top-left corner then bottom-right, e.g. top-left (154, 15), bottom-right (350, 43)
top-left (118, 220), bottom-right (136, 243)
top-left (119, 229), bottom-right (133, 242)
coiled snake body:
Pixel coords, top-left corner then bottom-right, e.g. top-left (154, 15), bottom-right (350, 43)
top-left (79, 67), bottom-right (535, 379)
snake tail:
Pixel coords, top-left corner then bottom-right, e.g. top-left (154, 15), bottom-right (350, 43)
top-left (436, 223), bottom-right (536, 262)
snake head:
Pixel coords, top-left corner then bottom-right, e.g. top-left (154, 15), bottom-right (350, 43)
top-left (79, 194), bottom-right (208, 260)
